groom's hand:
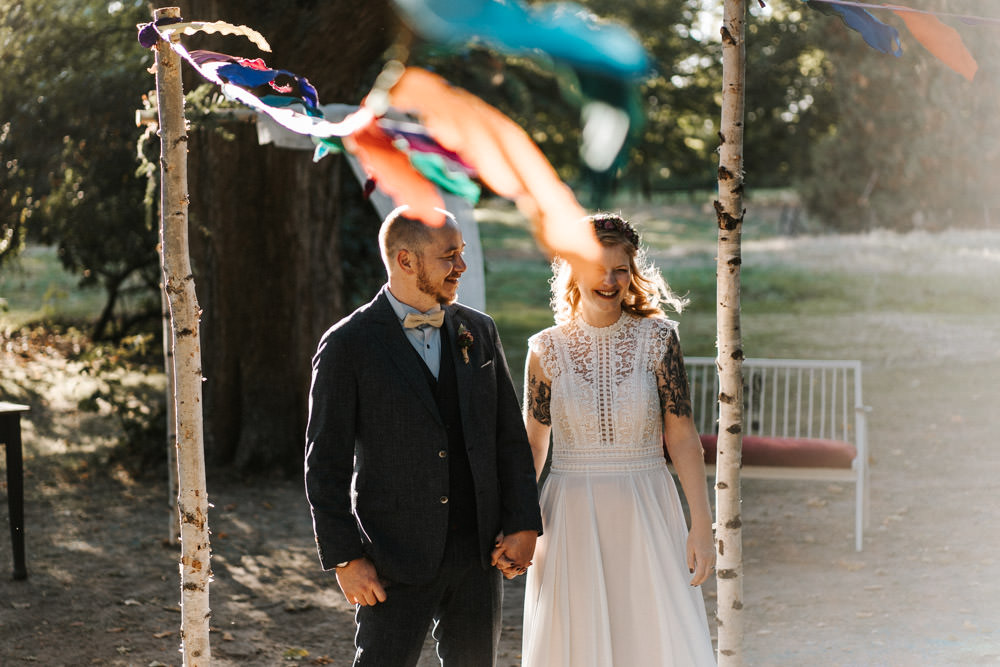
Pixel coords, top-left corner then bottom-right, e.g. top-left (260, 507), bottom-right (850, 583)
top-left (335, 557), bottom-right (387, 606)
top-left (491, 530), bottom-right (537, 578)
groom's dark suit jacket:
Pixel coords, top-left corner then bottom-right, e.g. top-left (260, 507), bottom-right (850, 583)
top-left (305, 287), bottom-right (542, 584)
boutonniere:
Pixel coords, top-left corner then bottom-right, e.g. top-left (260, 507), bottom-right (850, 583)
top-left (457, 324), bottom-right (474, 364)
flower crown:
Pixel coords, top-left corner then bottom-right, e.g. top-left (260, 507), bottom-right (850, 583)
top-left (591, 214), bottom-right (639, 247)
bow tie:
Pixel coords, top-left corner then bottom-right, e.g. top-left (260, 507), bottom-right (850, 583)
top-left (403, 311), bottom-right (445, 329)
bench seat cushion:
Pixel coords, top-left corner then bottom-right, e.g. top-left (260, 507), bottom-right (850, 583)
top-left (698, 434), bottom-right (857, 469)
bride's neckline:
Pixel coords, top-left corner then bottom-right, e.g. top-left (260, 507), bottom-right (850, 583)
top-left (574, 311), bottom-right (631, 336)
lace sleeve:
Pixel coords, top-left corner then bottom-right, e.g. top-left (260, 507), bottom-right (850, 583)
top-left (653, 321), bottom-right (692, 419)
top-left (527, 329), bottom-right (559, 380)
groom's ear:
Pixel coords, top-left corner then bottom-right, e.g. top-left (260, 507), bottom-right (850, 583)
top-left (396, 248), bottom-right (416, 275)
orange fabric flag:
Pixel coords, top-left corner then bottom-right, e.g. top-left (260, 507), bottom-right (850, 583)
top-left (890, 7), bottom-right (977, 81)
top-left (385, 67), bottom-right (600, 264)
top-left (344, 116), bottom-right (447, 227)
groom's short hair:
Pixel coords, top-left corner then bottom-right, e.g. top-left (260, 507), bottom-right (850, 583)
top-left (378, 205), bottom-right (457, 273)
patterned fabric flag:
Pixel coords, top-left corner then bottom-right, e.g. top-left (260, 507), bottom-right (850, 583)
top-left (390, 0), bottom-right (651, 174)
top-left (386, 67), bottom-right (600, 264)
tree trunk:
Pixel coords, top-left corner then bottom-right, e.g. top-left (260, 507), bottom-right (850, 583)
top-left (176, 0), bottom-right (394, 473)
top-left (714, 0), bottom-right (747, 662)
top-left (154, 6), bottom-right (211, 664)
top-left (163, 283), bottom-right (178, 546)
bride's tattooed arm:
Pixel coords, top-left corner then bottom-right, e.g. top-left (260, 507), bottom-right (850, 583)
top-left (655, 329), bottom-right (692, 418)
top-left (527, 372), bottom-right (552, 426)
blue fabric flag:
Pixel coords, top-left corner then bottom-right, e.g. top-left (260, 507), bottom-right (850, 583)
top-left (805, 0), bottom-right (902, 56)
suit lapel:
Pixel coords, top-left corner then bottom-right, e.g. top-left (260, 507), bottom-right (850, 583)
top-left (444, 306), bottom-right (477, 438)
top-left (369, 290), bottom-right (442, 424)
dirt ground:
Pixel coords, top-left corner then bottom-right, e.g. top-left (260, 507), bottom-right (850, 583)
top-left (2, 229), bottom-right (1000, 666)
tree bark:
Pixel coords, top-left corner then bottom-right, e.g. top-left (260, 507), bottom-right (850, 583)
top-left (715, 0), bottom-right (747, 662)
top-left (176, 0), bottom-right (395, 473)
top-left (163, 283), bottom-right (178, 546)
top-left (154, 6), bottom-right (211, 664)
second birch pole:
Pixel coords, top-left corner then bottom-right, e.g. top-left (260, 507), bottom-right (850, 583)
top-left (714, 0), bottom-right (747, 662)
top-left (153, 6), bottom-right (212, 665)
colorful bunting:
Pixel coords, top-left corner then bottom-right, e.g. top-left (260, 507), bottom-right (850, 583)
top-left (805, 0), bottom-right (903, 55)
top-left (343, 121), bottom-right (448, 226)
top-left (390, 0), bottom-right (649, 79)
top-left (390, 0), bottom-right (651, 174)
top-left (386, 67), bottom-right (600, 264)
top-left (889, 7), bottom-right (978, 81)
top-left (136, 19), bottom-right (598, 260)
top-left (804, 0), bottom-right (984, 80)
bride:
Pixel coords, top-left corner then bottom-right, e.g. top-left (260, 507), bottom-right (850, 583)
top-left (519, 213), bottom-right (716, 666)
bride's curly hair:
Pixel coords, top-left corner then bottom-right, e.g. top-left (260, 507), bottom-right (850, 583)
top-left (550, 213), bottom-right (687, 324)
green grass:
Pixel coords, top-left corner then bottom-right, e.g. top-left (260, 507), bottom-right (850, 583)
top-left (0, 245), bottom-right (105, 328)
top-left (6, 205), bottom-right (995, 386)
top-left (479, 202), bottom-right (1000, 389)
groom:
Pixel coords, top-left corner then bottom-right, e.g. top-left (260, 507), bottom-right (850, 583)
top-left (305, 206), bottom-right (542, 666)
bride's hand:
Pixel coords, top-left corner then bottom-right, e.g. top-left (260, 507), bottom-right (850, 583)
top-left (491, 532), bottom-right (531, 579)
top-left (687, 521), bottom-right (715, 587)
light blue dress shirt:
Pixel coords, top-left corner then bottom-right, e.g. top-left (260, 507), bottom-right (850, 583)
top-left (385, 287), bottom-right (442, 379)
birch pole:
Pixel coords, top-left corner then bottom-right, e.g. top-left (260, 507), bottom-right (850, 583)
top-left (163, 285), bottom-right (179, 546)
top-left (714, 0), bottom-right (747, 662)
top-left (153, 7), bottom-right (212, 665)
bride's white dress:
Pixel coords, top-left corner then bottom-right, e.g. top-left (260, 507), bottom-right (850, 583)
top-left (521, 313), bottom-right (715, 666)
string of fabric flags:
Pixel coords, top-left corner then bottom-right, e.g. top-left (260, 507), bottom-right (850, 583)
top-left (137, 0), bottom-right (991, 250)
top-left (803, 0), bottom-right (996, 81)
top-left (137, 13), bottom-right (626, 265)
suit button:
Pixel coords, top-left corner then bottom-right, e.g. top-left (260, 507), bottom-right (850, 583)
top-left (438, 450), bottom-right (447, 459)
top-left (440, 496), bottom-right (449, 504)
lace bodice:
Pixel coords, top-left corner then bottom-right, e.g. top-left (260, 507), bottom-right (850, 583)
top-left (529, 313), bottom-right (682, 472)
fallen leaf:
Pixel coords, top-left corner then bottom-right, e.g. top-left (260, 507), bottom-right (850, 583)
top-left (835, 559), bottom-right (866, 571)
top-left (153, 630), bottom-right (173, 639)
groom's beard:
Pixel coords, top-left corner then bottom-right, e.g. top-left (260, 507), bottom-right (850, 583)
top-left (416, 262), bottom-right (459, 305)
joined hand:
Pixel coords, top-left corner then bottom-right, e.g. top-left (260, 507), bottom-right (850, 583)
top-left (491, 530), bottom-right (537, 579)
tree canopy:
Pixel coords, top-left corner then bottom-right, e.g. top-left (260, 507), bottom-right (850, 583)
top-left (1, 0), bottom-right (159, 338)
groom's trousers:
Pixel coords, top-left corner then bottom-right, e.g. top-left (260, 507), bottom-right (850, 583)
top-left (352, 529), bottom-right (502, 666)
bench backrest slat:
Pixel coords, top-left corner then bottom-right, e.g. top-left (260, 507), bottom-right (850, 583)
top-left (684, 357), bottom-right (865, 451)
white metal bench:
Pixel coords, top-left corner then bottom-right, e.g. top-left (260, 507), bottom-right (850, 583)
top-left (683, 357), bottom-right (871, 551)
